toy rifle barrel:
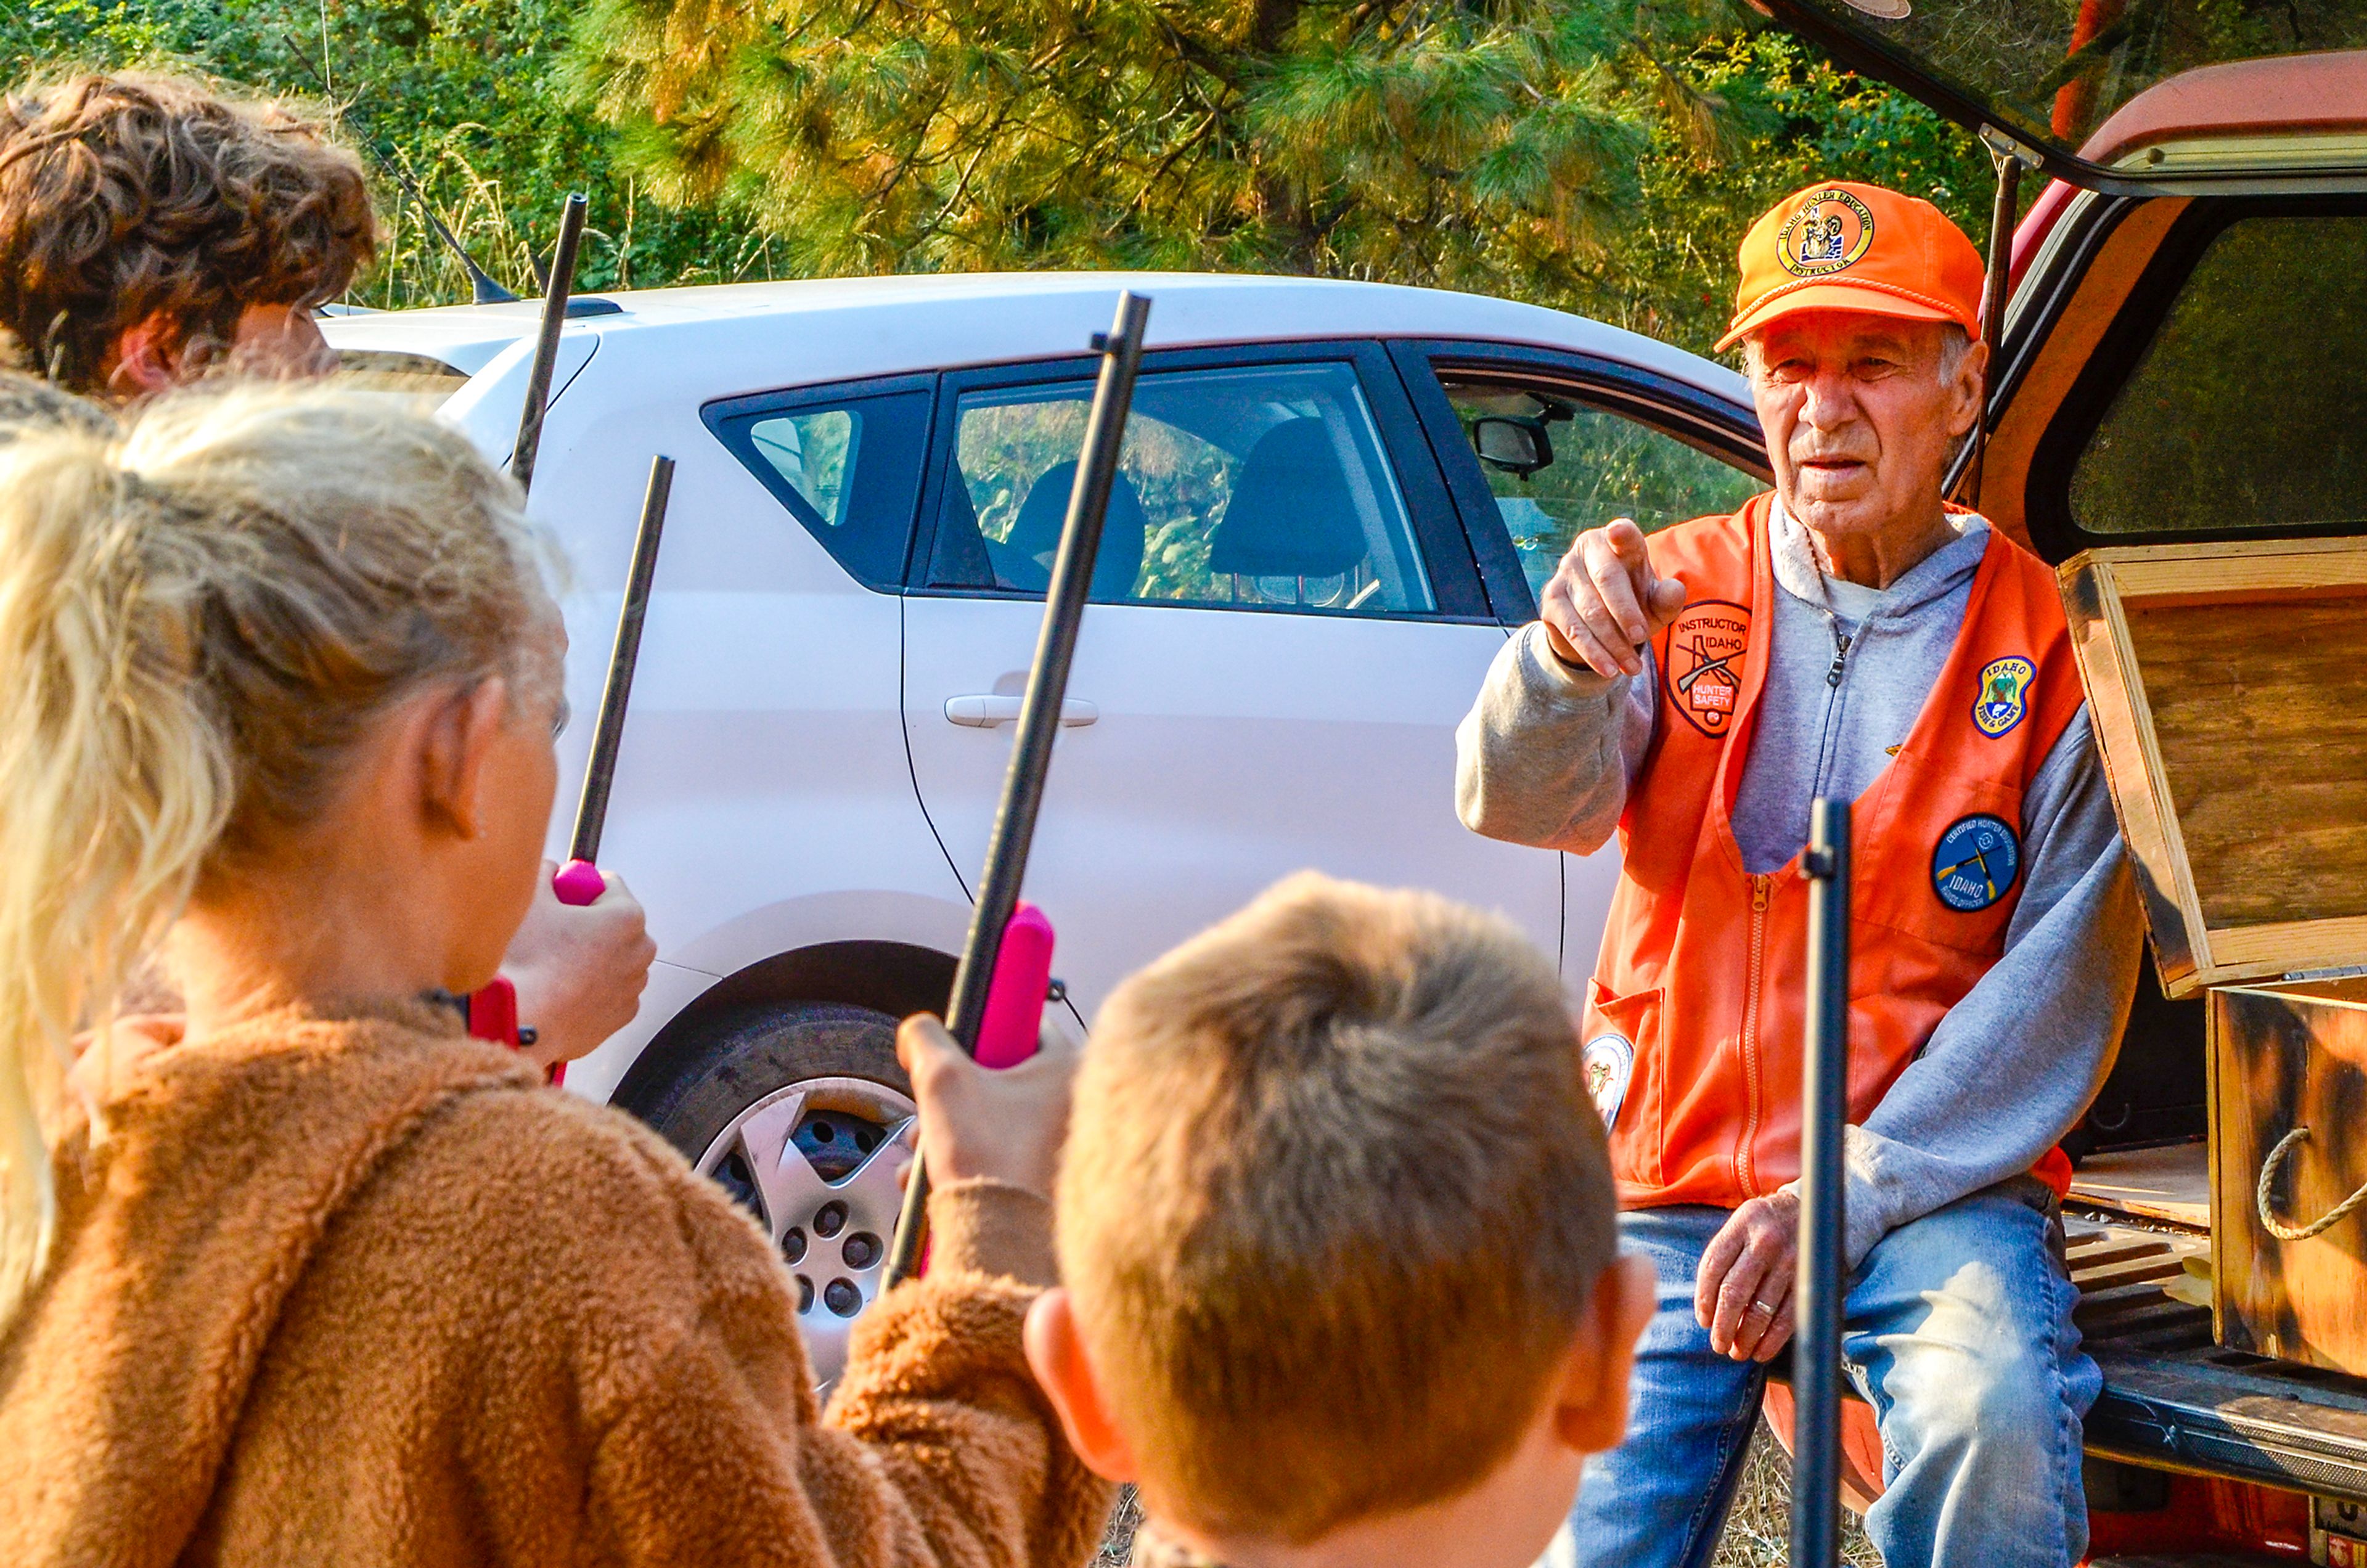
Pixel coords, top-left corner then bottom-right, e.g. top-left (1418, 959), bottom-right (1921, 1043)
top-left (881, 291), bottom-right (1153, 1289)
top-left (510, 192), bottom-right (589, 496)
top-left (1791, 796), bottom-right (1852, 1568)
top-left (571, 454), bottom-right (675, 867)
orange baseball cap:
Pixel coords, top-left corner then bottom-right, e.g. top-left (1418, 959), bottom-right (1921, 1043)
top-left (1715, 180), bottom-right (1984, 352)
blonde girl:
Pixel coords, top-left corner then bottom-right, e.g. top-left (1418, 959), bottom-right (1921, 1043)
top-left (0, 385), bottom-right (1102, 1567)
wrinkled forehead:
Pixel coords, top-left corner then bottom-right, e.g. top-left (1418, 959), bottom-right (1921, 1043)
top-left (1749, 310), bottom-right (1950, 363)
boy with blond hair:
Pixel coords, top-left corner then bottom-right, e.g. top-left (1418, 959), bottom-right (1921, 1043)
top-left (1026, 873), bottom-right (1656, 1568)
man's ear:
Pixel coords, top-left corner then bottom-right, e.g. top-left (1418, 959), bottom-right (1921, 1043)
top-left (1553, 1252), bottom-right (1658, 1454)
top-left (1945, 335), bottom-right (1990, 441)
top-left (1024, 1288), bottom-right (1141, 1484)
top-left (106, 312), bottom-right (185, 398)
top-left (418, 679), bottom-right (513, 841)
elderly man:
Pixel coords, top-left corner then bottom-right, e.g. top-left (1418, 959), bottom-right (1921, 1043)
top-left (1457, 181), bottom-right (2141, 1568)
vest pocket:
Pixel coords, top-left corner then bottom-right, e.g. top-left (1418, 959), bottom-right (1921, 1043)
top-left (1584, 982), bottom-right (1665, 1188)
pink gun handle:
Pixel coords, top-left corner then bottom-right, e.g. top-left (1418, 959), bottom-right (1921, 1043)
top-left (536, 859), bottom-right (610, 1087)
top-left (553, 859), bottom-right (607, 907)
top-left (976, 904), bottom-right (1053, 1069)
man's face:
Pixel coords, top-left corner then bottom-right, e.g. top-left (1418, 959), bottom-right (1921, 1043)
top-left (1746, 312), bottom-right (1983, 544)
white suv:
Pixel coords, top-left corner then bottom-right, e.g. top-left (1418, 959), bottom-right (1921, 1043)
top-left (324, 272), bottom-right (1766, 1373)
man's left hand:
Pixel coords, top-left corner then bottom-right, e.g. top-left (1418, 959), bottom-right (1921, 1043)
top-left (1696, 1190), bottom-right (1799, 1362)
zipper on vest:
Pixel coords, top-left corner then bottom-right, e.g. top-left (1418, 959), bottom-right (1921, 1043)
top-left (1825, 625), bottom-right (1853, 688)
top-left (1737, 873), bottom-right (1773, 1196)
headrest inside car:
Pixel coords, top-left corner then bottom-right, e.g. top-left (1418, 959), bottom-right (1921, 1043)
top-left (1209, 417), bottom-right (1368, 582)
top-left (998, 461), bottom-right (1149, 597)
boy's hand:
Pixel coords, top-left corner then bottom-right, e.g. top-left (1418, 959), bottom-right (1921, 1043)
top-left (897, 1014), bottom-right (1079, 1201)
top-left (1696, 1190), bottom-right (1799, 1362)
top-left (502, 860), bottom-right (656, 1068)
top-left (1539, 518), bottom-right (1686, 678)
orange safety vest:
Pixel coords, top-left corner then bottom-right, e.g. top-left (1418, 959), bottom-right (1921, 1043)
top-left (1580, 493), bottom-right (2084, 1211)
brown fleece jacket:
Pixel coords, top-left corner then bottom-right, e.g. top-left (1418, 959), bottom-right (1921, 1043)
top-left (0, 1000), bottom-right (1110, 1568)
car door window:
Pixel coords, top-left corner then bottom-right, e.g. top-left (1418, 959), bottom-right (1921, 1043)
top-left (708, 384), bottom-right (933, 590)
top-left (1441, 377), bottom-right (1763, 599)
top-left (2071, 214), bottom-right (2367, 538)
top-left (926, 361), bottom-right (1435, 615)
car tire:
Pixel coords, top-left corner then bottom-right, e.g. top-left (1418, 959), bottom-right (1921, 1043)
top-left (617, 1001), bottom-right (917, 1389)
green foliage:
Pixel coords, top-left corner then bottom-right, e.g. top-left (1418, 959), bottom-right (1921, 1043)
top-left (1, 0), bottom-right (1993, 360)
top-left (568, 0), bottom-right (1992, 356)
top-left (0, 0), bottom-right (774, 306)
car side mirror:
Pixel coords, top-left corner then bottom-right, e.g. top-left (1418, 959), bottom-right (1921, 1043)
top-left (1471, 415), bottom-right (1553, 478)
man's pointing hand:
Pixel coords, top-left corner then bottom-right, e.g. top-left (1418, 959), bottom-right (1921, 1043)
top-left (1540, 518), bottom-right (1687, 679)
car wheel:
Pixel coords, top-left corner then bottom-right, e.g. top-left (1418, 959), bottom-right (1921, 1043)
top-left (619, 1002), bottom-right (917, 1389)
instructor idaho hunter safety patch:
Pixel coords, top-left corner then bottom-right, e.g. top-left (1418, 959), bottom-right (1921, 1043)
top-left (1931, 814), bottom-right (2021, 912)
top-left (1664, 601), bottom-right (1751, 737)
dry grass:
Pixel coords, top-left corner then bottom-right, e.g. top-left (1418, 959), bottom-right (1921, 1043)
top-left (1712, 1422), bottom-right (1884, 1568)
top-left (1089, 1421), bottom-right (1881, 1567)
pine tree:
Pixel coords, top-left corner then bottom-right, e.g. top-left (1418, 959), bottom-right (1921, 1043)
top-left (569, 0), bottom-right (1732, 282)
top-left (566, 0), bottom-right (1989, 353)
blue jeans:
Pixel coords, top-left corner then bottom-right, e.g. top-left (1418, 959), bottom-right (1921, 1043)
top-left (1567, 1180), bottom-right (2099, 1568)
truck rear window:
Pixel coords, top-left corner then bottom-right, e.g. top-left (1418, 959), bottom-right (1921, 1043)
top-left (2071, 214), bottom-right (2367, 539)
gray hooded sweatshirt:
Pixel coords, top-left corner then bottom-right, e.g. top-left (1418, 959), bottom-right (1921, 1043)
top-left (1455, 503), bottom-right (2143, 1266)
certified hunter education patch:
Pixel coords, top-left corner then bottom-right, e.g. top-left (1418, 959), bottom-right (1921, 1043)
top-left (1931, 814), bottom-right (2021, 912)
top-left (1664, 600), bottom-right (1751, 737)
top-left (1972, 656), bottom-right (2034, 738)
top-left (1777, 189), bottom-right (1877, 279)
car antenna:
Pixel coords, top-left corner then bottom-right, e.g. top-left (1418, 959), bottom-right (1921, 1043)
top-left (280, 33), bottom-right (520, 305)
top-left (881, 293), bottom-right (1154, 1289)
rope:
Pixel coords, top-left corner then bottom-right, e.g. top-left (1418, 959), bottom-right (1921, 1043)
top-left (2255, 1125), bottom-right (2367, 1242)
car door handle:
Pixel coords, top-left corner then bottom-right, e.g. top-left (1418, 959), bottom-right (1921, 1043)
top-left (944, 695), bottom-right (1098, 729)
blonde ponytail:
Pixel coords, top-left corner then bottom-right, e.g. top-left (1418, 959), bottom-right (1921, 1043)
top-left (0, 382), bottom-right (546, 1325)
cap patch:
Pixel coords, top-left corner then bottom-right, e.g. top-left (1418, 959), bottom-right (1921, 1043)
top-left (1664, 599), bottom-right (1751, 737)
top-left (1778, 189), bottom-right (1877, 280)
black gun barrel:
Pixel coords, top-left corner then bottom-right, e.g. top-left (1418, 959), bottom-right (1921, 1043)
top-left (1791, 796), bottom-right (1852, 1568)
top-left (881, 292), bottom-right (1153, 1289)
top-left (510, 192), bottom-right (589, 496)
top-left (571, 454), bottom-right (675, 865)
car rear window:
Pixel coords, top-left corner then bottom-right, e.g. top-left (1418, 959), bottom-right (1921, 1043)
top-left (707, 383), bottom-right (933, 590)
top-left (2070, 214), bottom-right (2367, 539)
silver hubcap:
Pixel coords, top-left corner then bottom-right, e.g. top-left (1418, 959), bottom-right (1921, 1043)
top-left (695, 1075), bottom-right (917, 1389)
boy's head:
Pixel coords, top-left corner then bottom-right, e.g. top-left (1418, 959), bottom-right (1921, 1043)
top-left (1026, 874), bottom-right (1653, 1567)
top-left (0, 73), bottom-right (374, 397)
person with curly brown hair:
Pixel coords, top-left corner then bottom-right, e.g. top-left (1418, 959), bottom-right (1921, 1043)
top-left (0, 72), bottom-right (372, 396)
top-left (0, 68), bottom-right (660, 1080)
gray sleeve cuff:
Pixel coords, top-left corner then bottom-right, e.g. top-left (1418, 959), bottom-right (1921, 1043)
top-left (1779, 1127), bottom-right (1909, 1273)
top-left (1453, 623), bottom-right (1650, 854)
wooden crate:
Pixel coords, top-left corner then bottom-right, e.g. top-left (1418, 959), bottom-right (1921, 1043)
top-left (2212, 981), bottom-right (2367, 1374)
top-left (2061, 539), bottom-right (2367, 998)
top-left (2064, 538), bottom-right (2367, 1373)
